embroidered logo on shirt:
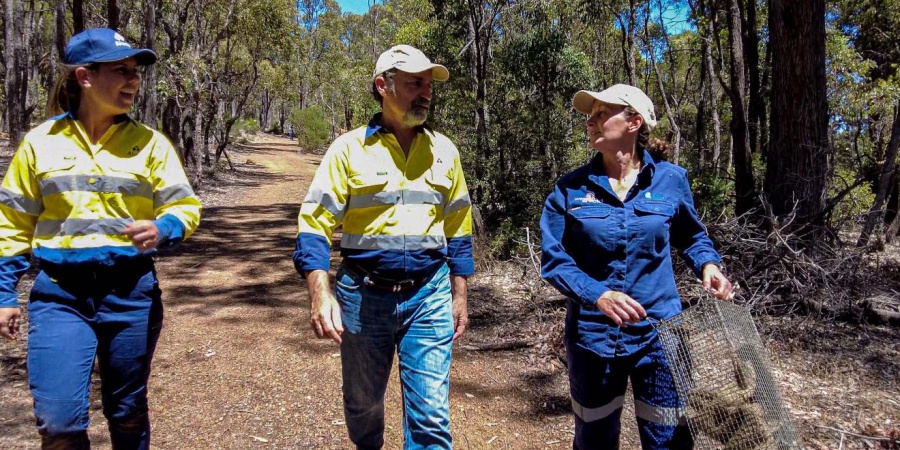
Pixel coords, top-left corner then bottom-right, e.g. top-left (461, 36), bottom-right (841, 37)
top-left (576, 192), bottom-right (602, 204)
top-left (377, 171), bottom-right (388, 176)
top-left (644, 192), bottom-right (666, 200)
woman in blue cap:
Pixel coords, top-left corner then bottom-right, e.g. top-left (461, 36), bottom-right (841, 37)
top-left (540, 84), bottom-right (733, 449)
top-left (0, 28), bottom-right (201, 449)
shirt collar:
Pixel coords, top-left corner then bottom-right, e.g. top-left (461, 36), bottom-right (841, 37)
top-left (364, 112), bottom-right (432, 139)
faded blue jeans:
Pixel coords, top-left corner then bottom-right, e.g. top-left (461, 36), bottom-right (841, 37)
top-left (27, 258), bottom-right (162, 450)
top-left (335, 263), bottom-right (454, 450)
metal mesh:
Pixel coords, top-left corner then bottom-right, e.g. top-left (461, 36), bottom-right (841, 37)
top-left (654, 299), bottom-right (804, 450)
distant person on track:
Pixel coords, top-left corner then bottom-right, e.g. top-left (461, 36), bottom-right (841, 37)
top-left (0, 28), bottom-right (201, 449)
top-left (540, 84), bottom-right (733, 449)
top-left (289, 124), bottom-right (295, 140)
top-left (293, 44), bottom-right (473, 449)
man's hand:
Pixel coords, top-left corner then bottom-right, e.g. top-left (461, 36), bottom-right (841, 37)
top-left (702, 263), bottom-right (734, 301)
top-left (123, 220), bottom-right (160, 251)
top-left (596, 291), bottom-right (646, 327)
top-left (306, 270), bottom-right (343, 344)
top-left (0, 307), bottom-right (21, 340)
top-left (450, 275), bottom-right (468, 340)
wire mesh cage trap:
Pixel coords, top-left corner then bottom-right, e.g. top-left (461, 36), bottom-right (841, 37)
top-left (653, 298), bottom-right (804, 450)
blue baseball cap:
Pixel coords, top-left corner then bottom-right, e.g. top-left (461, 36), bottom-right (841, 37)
top-left (65, 28), bottom-right (157, 66)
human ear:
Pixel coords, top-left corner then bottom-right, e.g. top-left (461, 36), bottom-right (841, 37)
top-left (74, 67), bottom-right (92, 88)
top-left (374, 76), bottom-right (389, 96)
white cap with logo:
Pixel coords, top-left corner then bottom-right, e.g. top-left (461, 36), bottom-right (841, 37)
top-left (573, 84), bottom-right (657, 130)
top-left (373, 45), bottom-right (450, 82)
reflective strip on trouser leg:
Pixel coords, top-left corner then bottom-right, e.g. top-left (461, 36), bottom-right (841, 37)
top-left (634, 399), bottom-right (687, 426)
top-left (571, 396), bottom-right (625, 423)
top-left (631, 339), bottom-right (692, 450)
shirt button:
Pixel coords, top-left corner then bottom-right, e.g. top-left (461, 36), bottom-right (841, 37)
top-left (618, 223), bottom-right (625, 229)
top-left (88, 178), bottom-right (96, 185)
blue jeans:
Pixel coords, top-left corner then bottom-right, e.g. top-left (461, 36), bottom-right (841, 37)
top-left (27, 260), bottom-right (163, 450)
top-left (335, 263), bottom-right (454, 450)
top-left (566, 338), bottom-right (691, 450)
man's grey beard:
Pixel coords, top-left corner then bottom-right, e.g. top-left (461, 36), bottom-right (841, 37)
top-left (404, 108), bottom-right (429, 127)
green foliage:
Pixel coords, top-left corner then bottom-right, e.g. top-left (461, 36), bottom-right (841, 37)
top-left (231, 119), bottom-right (260, 143)
top-left (291, 106), bottom-right (331, 151)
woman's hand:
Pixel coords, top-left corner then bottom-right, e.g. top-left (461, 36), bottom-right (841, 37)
top-left (0, 307), bottom-right (21, 340)
top-left (702, 263), bottom-right (734, 301)
top-left (123, 220), bottom-right (160, 251)
top-left (596, 291), bottom-right (646, 327)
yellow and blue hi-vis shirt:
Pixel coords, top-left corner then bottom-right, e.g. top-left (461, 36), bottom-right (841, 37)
top-left (0, 113), bottom-right (201, 307)
top-left (294, 114), bottom-right (474, 280)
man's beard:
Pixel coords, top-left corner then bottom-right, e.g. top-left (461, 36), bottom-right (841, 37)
top-left (403, 100), bottom-right (430, 127)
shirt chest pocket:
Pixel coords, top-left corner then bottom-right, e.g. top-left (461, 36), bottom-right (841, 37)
top-left (35, 161), bottom-right (76, 197)
top-left (632, 199), bottom-right (676, 256)
top-left (348, 172), bottom-right (391, 208)
top-left (567, 204), bottom-right (617, 253)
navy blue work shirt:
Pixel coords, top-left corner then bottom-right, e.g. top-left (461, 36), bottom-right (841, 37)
top-left (540, 150), bottom-right (721, 358)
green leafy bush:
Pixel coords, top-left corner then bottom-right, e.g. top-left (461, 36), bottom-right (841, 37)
top-left (291, 106), bottom-right (331, 151)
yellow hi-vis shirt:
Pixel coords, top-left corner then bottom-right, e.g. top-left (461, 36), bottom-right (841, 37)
top-left (0, 113), bottom-right (201, 306)
top-left (294, 117), bottom-right (474, 280)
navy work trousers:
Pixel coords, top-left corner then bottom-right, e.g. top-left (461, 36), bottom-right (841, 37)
top-left (26, 258), bottom-right (163, 450)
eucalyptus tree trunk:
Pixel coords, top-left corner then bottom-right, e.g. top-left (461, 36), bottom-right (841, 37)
top-left (5, 0), bottom-right (28, 148)
top-left (73, 0), bottom-right (84, 33)
top-left (139, 0), bottom-right (158, 125)
top-left (108, 0), bottom-right (120, 30)
top-left (858, 100), bottom-right (900, 246)
top-left (720, 0), bottom-right (758, 217)
top-left (765, 0), bottom-right (828, 236)
top-left (743, 0), bottom-right (765, 156)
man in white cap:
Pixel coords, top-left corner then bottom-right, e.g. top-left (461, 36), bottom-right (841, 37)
top-left (294, 45), bottom-right (473, 449)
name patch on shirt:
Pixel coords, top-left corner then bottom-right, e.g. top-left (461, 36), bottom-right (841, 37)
top-left (575, 192), bottom-right (602, 204)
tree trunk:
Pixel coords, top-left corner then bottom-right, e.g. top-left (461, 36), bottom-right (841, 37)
top-left (72, 0), bottom-right (84, 33)
top-left (5, 0), bottom-right (28, 148)
top-left (858, 100), bottom-right (900, 247)
top-left (139, 0), bottom-right (158, 125)
top-left (743, 0), bottom-right (765, 156)
top-left (107, 0), bottom-right (120, 30)
top-left (723, 0), bottom-right (758, 217)
top-left (765, 0), bottom-right (828, 236)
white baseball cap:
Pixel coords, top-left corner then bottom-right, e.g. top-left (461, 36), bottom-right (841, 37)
top-left (573, 84), bottom-right (657, 130)
top-left (373, 45), bottom-right (449, 82)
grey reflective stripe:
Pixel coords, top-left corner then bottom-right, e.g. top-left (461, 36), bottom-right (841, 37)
top-left (633, 399), bottom-right (687, 426)
top-left (0, 188), bottom-right (42, 216)
top-left (154, 184), bottom-right (195, 209)
top-left (348, 190), bottom-right (444, 209)
top-left (445, 193), bottom-right (471, 214)
top-left (41, 175), bottom-right (153, 199)
top-left (341, 233), bottom-right (446, 251)
top-left (35, 218), bottom-right (132, 237)
top-left (303, 188), bottom-right (346, 220)
top-left (571, 396), bottom-right (624, 423)
top-left (403, 190), bottom-right (444, 205)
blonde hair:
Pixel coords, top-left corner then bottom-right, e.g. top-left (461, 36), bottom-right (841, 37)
top-left (46, 63), bottom-right (98, 117)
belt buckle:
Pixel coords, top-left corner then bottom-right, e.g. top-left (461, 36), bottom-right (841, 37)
top-left (394, 279), bottom-right (415, 293)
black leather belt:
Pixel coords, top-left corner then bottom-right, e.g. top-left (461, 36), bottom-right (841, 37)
top-left (345, 263), bottom-right (429, 293)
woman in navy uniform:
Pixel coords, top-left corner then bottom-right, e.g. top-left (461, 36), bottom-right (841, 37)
top-left (541, 84), bottom-right (733, 449)
top-left (0, 28), bottom-right (200, 449)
